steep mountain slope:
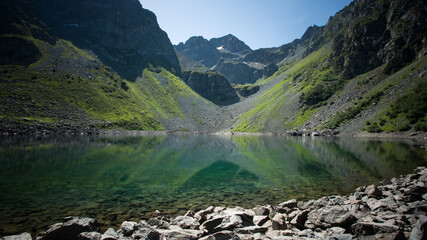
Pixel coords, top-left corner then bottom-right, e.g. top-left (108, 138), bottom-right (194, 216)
top-left (36, 0), bottom-right (180, 81)
top-left (0, 0), bottom-right (226, 133)
top-left (1, 0), bottom-right (426, 135)
top-left (181, 70), bottom-right (240, 106)
top-left (230, 0), bottom-right (427, 134)
top-left (175, 36), bottom-right (220, 68)
top-left (175, 34), bottom-right (274, 84)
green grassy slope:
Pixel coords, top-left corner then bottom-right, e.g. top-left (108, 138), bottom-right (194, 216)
top-left (232, 51), bottom-right (427, 133)
top-left (232, 46), bottom-right (338, 132)
top-left (0, 35), bottom-right (165, 130)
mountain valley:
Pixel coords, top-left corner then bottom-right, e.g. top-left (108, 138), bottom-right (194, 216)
top-left (1, 0), bottom-right (426, 135)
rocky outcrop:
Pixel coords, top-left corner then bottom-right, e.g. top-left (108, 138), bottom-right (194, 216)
top-left (0, 0), bottom-right (56, 44)
top-left (243, 39), bottom-right (301, 65)
top-left (325, 0), bottom-right (427, 78)
top-left (175, 49), bottom-right (210, 72)
top-left (35, 0), bottom-right (180, 81)
top-left (0, 0), bottom-right (55, 65)
top-left (4, 167), bottom-right (426, 240)
top-left (232, 84), bottom-right (260, 97)
top-left (175, 36), bottom-right (220, 68)
top-left (212, 60), bottom-right (262, 84)
top-left (0, 37), bottom-right (41, 66)
top-left (181, 70), bottom-right (239, 106)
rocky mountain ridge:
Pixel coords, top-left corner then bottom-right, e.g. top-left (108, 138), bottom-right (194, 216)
top-left (0, 0), bottom-right (426, 135)
top-left (36, 0), bottom-right (180, 81)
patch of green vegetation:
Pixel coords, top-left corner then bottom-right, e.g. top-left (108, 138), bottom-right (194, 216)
top-left (233, 47), bottom-right (335, 132)
top-left (231, 83), bottom-right (257, 91)
top-left (300, 79), bottom-right (343, 106)
top-left (0, 37), bottom-right (163, 130)
top-left (135, 67), bottom-right (202, 120)
top-left (326, 91), bottom-right (384, 129)
top-left (414, 121), bottom-right (427, 131)
top-left (233, 80), bottom-right (290, 132)
top-left (366, 123), bottom-right (383, 133)
top-left (382, 81), bottom-right (427, 131)
top-left (256, 61), bottom-right (295, 85)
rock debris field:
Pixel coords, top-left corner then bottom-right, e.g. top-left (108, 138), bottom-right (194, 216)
top-left (2, 167), bottom-right (427, 240)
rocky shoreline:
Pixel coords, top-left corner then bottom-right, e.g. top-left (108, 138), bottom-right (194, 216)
top-left (2, 167), bottom-right (427, 240)
top-left (2, 118), bottom-right (427, 145)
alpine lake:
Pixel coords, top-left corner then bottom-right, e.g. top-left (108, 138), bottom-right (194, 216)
top-left (1, 134), bottom-right (426, 236)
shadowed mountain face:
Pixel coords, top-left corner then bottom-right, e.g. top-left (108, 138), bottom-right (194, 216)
top-left (36, 0), bottom-right (180, 81)
top-left (181, 70), bottom-right (240, 106)
top-left (175, 36), bottom-right (220, 68)
top-left (0, 0), bottom-right (54, 65)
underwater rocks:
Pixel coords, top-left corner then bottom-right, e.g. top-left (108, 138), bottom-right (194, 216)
top-left (2, 167), bottom-right (427, 239)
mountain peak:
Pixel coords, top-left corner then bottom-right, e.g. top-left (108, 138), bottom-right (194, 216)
top-left (210, 34), bottom-right (251, 53)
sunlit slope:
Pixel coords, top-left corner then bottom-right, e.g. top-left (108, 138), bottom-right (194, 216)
top-left (232, 48), bottom-right (427, 133)
top-left (0, 35), bottom-right (224, 131)
top-left (135, 68), bottom-right (226, 132)
top-left (0, 36), bottom-right (163, 130)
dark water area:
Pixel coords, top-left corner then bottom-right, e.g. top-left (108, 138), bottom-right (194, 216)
top-left (0, 135), bottom-right (426, 236)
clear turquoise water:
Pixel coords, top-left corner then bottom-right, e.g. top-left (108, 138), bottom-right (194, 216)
top-left (0, 135), bottom-right (426, 236)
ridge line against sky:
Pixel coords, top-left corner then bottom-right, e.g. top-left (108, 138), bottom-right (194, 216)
top-left (140, 0), bottom-right (353, 50)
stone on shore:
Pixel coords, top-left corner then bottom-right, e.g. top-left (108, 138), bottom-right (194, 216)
top-left (271, 213), bottom-right (287, 230)
top-left (36, 217), bottom-right (99, 240)
top-left (131, 228), bottom-right (160, 240)
top-left (1, 233), bottom-right (32, 240)
top-left (409, 216), bottom-right (427, 240)
top-left (365, 184), bottom-right (382, 197)
top-left (253, 215), bottom-right (269, 226)
top-left (171, 216), bottom-right (200, 230)
top-left (198, 230), bottom-right (239, 240)
top-left (118, 221), bottom-right (137, 236)
top-left (307, 205), bottom-right (356, 228)
top-left (101, 228), bottom-right (118, 240)
top-left (78, 232), bottom-right (101, 240)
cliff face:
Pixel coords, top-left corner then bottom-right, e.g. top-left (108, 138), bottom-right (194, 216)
top-left (36, 0), bottom-right (180, 81)
top-left (181, 70), bottom-right (240, 106)
top-left (0, 0), bottom-right (56, 65)
top-left (175, 36), bottom-right (220, 68)
top-left (326, 0), bottom-right (427, 78)
top-left (212, 60), bottom-right (262, 84)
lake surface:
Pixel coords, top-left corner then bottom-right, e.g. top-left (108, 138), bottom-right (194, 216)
top-left (0, 134), bottom-right (426, 236)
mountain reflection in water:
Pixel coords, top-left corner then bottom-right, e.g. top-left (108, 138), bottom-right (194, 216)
top-left (0, 135), bottom-right (425, 236)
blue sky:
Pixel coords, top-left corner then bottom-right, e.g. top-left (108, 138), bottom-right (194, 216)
top-left (140, 0), bottom-right (353, 50)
